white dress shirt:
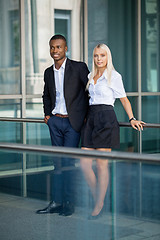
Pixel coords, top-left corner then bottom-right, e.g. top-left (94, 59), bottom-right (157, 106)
top-left (52, 58), bottom-right (68, 115)
top-left (88, 70), bottom-right (126, 106)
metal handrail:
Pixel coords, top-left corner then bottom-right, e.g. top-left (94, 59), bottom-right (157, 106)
top-left (0, 117), bottom-right (43, 123)
top-left (0, 142), bottom-right (159, 163)
top-left (0, 117), bottom-right (160, 128)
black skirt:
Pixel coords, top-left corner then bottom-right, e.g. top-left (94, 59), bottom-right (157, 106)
top-left (81, 104), bottom-right (120, 149)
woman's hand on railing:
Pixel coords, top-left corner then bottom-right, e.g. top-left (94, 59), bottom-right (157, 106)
top-left (130, 119), bottom-right (146, 131)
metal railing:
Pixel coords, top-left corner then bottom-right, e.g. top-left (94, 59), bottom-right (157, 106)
top-left (0, 117), bottom-right (160, 198)
top-left (0, 117), bottom-right (160, 163)
top-left (0, 117), bottom-right (160, 128)
top-left (0, 142), bottom-right (159, 163)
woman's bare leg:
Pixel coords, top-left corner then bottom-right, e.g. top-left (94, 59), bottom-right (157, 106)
top-left (80, 148), bottom-right (97, 202)
top-left (91, 148), bottom-right (111, 216)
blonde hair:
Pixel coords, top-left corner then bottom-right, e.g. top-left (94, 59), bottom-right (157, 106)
top-left (86, 44), bottom-right (114, 90)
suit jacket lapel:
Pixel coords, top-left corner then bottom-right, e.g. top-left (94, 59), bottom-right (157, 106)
top-left (64, 58), bottom-right (72, 96)
top-left (49, 65), bottom-right (56, 96)
top-left (64, 58), bottom-right (71, 83)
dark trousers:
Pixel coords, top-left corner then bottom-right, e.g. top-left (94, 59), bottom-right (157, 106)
top-left (47, 115), bottom-right (80, 204)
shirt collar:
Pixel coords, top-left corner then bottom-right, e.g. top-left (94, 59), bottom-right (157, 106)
top-left (99, 71), bottom-right (107, 80)
top-left (53, 58), bottom-right (67, 71)
top-left (90, 71), bottom-right (106, 84)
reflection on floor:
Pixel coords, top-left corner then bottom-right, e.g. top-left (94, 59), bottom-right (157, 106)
top-left (0, 193), bottom-right (160, 240)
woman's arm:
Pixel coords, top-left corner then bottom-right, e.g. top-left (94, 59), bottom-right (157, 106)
top-left (120, 97), bottom-right (145, 131)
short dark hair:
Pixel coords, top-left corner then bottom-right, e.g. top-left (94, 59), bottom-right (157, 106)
top-left (49, 34), bottom-right (67, 46)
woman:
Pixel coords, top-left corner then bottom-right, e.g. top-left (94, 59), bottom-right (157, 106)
top-left (80, 44), bottom-right (145, 220)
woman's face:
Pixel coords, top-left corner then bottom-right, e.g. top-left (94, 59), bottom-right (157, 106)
top-left (94, 47), bottom-right (108, 69)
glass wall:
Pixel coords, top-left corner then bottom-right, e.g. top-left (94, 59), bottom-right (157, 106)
top-left (87, 0), bottom-right (139, 153)
top-left (115, 97), bottom-right (139, 152)
top-left (141, 0), bottom-right (160, 92)
top-left (26, 122), bottom-right (50, 145)
top-left (87, 0), bottom-right (138, 92)
top-left (0, 0), bottom-right (20, 96)
top-left (141, 0), bottom-right (160, 152)
top-left (54, 9), bottom-right (71, 58)
top-left (0, 0), bottom-right (159, 153)
top-left (26, 98), bottom-right (43, 118)
top-left (25, 0), bottom-right (52, 97)
top-left (142, 96), bottom-right (160, 153)
top-left (0, 99), bottom-right (21, 118)
top-left (0, 148), bottom-right (160, 239)
top-left (87, 0), bottom-right (160, 153)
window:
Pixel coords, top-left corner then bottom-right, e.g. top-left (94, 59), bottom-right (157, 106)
top-left (54, 10), bottom-right (71, 58)
top-left (141, 0), bottom-right (160, 92)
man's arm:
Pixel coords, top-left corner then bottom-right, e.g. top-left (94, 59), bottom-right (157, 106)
top-left (42, 70), bottom-right (52, 119)
top-left (79, 62), bottom-right (90, 86)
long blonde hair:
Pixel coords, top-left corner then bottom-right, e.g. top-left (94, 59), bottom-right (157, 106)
top-left (86, 44), bottom-right (114, 90)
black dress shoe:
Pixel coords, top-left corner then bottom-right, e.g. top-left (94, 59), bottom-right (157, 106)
top-left (36, 201), bottom-right (62, 214)
top-left (59, 201), bottom-right (74, 216)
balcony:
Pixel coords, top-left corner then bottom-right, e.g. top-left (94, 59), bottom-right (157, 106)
top-left (0, 119), bottom-right (160, 239)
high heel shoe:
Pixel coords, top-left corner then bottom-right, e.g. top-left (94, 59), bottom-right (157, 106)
top-left (88, 210), bottom-right (103, 220)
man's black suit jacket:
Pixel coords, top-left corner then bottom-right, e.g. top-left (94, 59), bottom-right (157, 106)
top-left (42, 58), bottom-right (89, 132)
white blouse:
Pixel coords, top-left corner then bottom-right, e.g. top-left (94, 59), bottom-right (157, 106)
top-left (88, 70), bottom-right (126, 106)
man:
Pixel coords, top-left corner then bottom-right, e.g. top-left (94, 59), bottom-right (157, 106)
top-left (36, 34), bottom-right (89, 216)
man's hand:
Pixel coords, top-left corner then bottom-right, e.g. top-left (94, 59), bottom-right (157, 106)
top-left (44, 115), bottom-right (50, 124)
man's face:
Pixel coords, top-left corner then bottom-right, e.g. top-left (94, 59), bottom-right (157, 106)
top-left (49, 39), bottom-right (67, 62)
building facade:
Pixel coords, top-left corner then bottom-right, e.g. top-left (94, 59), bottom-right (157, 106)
top-left (0, 0), bottom-right (159, 153)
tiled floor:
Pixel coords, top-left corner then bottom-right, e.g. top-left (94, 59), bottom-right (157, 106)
top-left (0, 193), bottom-right (160, 240)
